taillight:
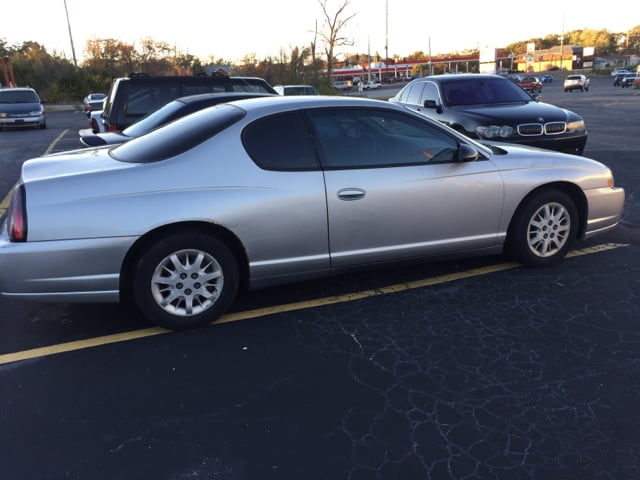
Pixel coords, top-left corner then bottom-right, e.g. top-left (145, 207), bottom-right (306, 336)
top-left (7, 184), bottom-right (27, 242)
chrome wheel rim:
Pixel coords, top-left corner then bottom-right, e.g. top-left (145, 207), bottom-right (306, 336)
top-left (151, 249), bottom-right (223, 316)
top-left (527, 202), bottom-right (571, 258)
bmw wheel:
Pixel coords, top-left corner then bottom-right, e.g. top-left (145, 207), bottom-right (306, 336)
top-left (132, 233), bottom-right (239, 330)
top-left (507, 190), bottom-right (577, 267)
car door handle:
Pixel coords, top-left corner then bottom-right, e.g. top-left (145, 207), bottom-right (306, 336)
top-left (337, 188), bottom-right (366, 201)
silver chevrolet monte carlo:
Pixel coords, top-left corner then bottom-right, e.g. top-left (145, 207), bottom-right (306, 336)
top-left (0, 96), bottom-right (625, 330)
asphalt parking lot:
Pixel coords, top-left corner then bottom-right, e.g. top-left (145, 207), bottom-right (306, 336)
top-left (1, 76), bottom-right (639, 480)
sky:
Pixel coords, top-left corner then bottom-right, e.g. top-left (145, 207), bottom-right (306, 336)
top-left (2, 0), bottom-right (634, 64)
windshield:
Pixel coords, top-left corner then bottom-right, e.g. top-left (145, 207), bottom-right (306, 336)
top-left (442, 77), bottom-right (533, 106)
top-left (110, 103), bottom-right (245, 163)
top-left (0, 90), bottom-right (39, 103)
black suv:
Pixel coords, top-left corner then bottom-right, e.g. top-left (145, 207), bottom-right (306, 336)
top-left (100, 73), bottom-right (277, 132)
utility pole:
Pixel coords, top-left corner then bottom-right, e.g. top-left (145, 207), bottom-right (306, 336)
top-left (385, 0), bottom-right (388, 63)
top-left (63, 0), bottom-right (78, 68)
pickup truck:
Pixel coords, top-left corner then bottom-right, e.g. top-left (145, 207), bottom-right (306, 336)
top-left (362, 81), bottom-right (382, 90)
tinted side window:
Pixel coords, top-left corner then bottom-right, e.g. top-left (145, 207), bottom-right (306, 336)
top-left (308, 108), bottom-right (459, 169)
top-left (120, 83), bottom-right (178, 122)
top-left (406, 82), bottom-right (426, 105)
top-left (420, 82), bottom-right (440, 104)
top-left (242, 111), bottom-right (319, 171)
top-left (182, 84), bottom-right (228, 95)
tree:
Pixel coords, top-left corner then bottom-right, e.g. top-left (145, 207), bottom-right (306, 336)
top-left (315, 0), bottom-right (356, 82)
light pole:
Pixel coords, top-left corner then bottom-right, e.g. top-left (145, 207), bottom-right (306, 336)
top-left (63, 0), bottom-right (78, 68)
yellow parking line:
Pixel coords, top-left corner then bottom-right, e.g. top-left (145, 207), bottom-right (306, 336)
top-left (0, 129), bottom-right (70, 218)
top-left (0, 242), bottom-right (627, 366)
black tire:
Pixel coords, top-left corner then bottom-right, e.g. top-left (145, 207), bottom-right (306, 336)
top-left (507, 190), bottom-right (578, 267)
top-left (131, 232), bottom-right (239, 330)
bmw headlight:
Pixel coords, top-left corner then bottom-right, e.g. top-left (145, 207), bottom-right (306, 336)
top-left (566, 119), bottom-right (585, 133)
top-left (476, 125), bottom-right (513, 139)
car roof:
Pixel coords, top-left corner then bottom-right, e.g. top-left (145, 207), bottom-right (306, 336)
top-left (175, 92), bottom-right (275, 105)
top-left (225, 95), bottom-right (401, 116)
top-left (412, 74), bottom-right (505, 83)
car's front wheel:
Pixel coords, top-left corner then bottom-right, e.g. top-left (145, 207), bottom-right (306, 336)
top-left (131, 232), bottom-right (240, 330)
top-left (507, 190), bottom-right (577, 267)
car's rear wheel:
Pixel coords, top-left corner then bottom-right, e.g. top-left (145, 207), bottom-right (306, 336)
top-left (132, 233), bottom-right (239, 330)
top-left (507, 190), bottom-right (577, 267)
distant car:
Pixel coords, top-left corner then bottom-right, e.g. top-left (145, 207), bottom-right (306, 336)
top-left (362, 81), bottom-right (382, 90)
top-left (611, 69), bottom-right (632, 77)
top-left (0, 87), bottom-right (46, 130)
top-left (273, 85), bottom-right (319, 95)
top-left (82, 92), bottom-right (106, 109)
top-left (613, 74), bottom-right (627, 87)
top-left (633, 77), bottom-right (640, 89)
top-left (332, 80), bottom-right (352, 91)
top-left (80, 92), bottom-right (274, 147)
top-left (620, 74), bottom-right (639, 88)
top-left (540, 74), bottom-right (554, 83)
top-left (389, 74), bottom-right (587, 155)
top-left (564, 75), bottom-right (590, 92)
top-left (88, 109), bottom-right (106, 133)
top-left (516, 76), bottom-right (542, 93)
top-left (0, 96), bottom-right (624, 330)
top-left (84, 98), bottom-right (105, 118)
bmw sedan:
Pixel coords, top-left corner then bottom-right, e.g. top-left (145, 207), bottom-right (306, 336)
top-left (0, 96), bottom-right (625, 330)
top-left (389, 74), bottom-right (587, 155)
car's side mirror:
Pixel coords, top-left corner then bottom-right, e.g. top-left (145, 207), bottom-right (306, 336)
top-left (457, 144), bottom-right (479, 162)
top-left (423, 99), bottom-right (443, 114)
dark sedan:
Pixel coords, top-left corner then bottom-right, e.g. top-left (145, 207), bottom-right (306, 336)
top-left (80, 92), bottom-right (275, 147)
top-left (389, 74), bottom-right (587, 155)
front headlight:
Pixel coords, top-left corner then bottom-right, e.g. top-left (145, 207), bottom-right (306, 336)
top-left (566, 119), bottom-right (586, 133)
top-left (28, 110), bottom-right (43, 116)
top-left (475, 125), bottom-right (514, 139)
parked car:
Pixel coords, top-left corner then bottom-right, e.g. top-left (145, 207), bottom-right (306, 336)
top-left (389, 74), bottom-right (587, 155)
top-left (362, 81), bottom-right (382, 90)
top-left (563, 75), bottom-right (590, 92)
top-left (0, 96), bottom-right (624, 330)
top-left (611, 68), bottom-right (632, 77)
top-left (88, 109), bottom-right (106, 133)
top-left (80, 92), bottom-right (274, 147)
top-left (273, 85), bottom-right (319, 96)
top-left (613, 74), bottom-right (627, 86)
top-left (620, 74), bottom-right (640, 88)
top-left (0, 87), bottom-right (46, 130)
top-left (332, 80), bottom-right (352, 91)
top-left (84, 97), bottom-right (105, 118)
top-left (100, 72), bottom-right (278, 132)
top-left (516, 76), bottom-right (542, 93)
top-left (633, 77), bottom-right (640, 89)
top-left (82, 92), bottom-right (106, 109)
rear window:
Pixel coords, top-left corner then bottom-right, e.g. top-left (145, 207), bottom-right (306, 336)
top-left (110, 103), bottom-right (245, 163)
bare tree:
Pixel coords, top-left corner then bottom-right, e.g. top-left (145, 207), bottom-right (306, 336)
top-left (316, 0), bottom-right (356, 82)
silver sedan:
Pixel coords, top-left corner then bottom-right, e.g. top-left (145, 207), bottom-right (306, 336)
top-left (0, 96), bottom-right (625, 330)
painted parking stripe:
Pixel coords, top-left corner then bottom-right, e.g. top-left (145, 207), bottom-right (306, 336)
top-left (0, 129), bottom-right (69, 219)
top-left (0, 242), bottom-right (627, 366)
